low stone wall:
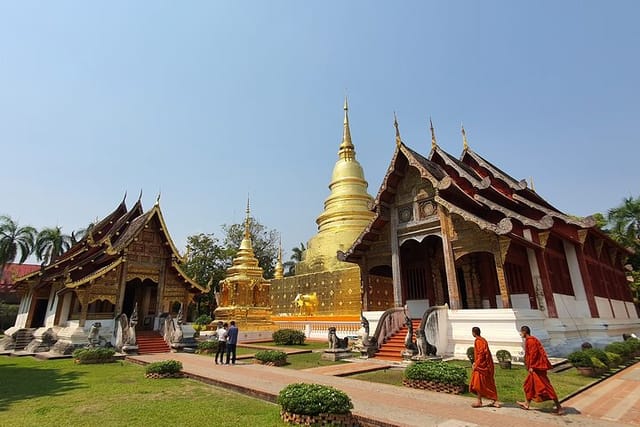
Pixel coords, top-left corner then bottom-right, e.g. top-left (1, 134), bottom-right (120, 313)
top-left (280, 410), bottom-right (358, 426)
top-left (402, 379), bottom-right (465, 395)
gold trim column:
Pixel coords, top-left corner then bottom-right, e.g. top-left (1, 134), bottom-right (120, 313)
top-left (438, 206), bottom-right (461, 309)
top-left (115, 256), bottom-right (128, 315)
top-left (494, 236), bottom-right (512, 309)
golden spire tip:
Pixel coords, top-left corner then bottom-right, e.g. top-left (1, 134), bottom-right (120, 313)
top-left (394, 112), bottom-right (402, 147)
top-left (430, 117), bottom-right (437, 150)
top-left (461, 123), bottom-right (468, 151)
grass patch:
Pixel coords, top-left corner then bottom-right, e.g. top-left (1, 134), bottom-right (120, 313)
top-left (0, 356), bottom-right (286, 427)
top-left (282, 352), bottom-right (345, 370)
top-left (350, 360), bottom-right (596, 409)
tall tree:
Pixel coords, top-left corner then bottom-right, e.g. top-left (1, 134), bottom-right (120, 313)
top-left (181, 233), bottom-right (231, 316)
top-left (608, 196), bottom-right (640, 269)
top-left (0, 215), bottom-right (36, 275)
top-left (284, 242), bottom-right (306, 276)
top-left (222, 217), bottom-right (279, 279)
top-left (35, 226), bottom-right (72, 265)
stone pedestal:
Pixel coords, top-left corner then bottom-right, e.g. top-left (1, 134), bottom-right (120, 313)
top-left (321, 349), bottom-right (353, 361)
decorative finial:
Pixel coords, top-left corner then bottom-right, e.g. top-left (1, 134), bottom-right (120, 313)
top-left (121, 191), bottom-right (127, 204)
top-left (244, 196), bottom-right (251, 239)
top-left (430, 117), bottom-right (437, 149)
top-left (461, 123), bottom-right (468, 151)
top-left (155, 192), bottom-right (161, 206)
top-left (530, 177), bottom-right (536, 192)
top-left (339, 96), bottom-right (354, 158)
top-left (394, 112), bottom-right (402, 147)
top-left (137, 189), bottom-right (143, 201)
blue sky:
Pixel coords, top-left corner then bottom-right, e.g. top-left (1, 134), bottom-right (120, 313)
top-left (1, 1), bottom-right (638, 261)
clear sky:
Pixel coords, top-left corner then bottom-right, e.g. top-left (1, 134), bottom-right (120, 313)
top-left (1, 1), bottom-right (638, 262)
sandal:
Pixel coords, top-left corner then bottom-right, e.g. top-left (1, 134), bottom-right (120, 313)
top-left (516, 401), bottom-right (529, 410)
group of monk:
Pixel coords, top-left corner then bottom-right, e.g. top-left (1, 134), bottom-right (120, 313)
top-left (469, 325), bottom-right (564, 415)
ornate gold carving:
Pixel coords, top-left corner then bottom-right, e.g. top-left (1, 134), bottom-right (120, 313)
top-left (538, 232), bottom-right (550, 248)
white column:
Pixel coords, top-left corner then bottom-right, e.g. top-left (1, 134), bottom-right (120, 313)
top-left (563, 240), bottom-right (589, 317)
top-left (390, 206), bottom-right (403, 307)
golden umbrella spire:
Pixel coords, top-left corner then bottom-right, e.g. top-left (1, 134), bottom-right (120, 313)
top-left (461, 123), bottom-right (469, 151)
top-left (338, 96), bottom-right (354, 160)
top-left (394, 112), bottom-right (402, 147)
top-left (244, 196), bottom-right (251, 240)
top-left (430, 117), bottom-right (437, 149)
top-left (274, 235), bottom-right (284, 279)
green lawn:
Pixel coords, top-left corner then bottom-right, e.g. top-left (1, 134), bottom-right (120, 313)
top-left (0, 357), bottom-right (286, 427)
top-left (350, 360), bottom-right (597, 409)
top-left (281, 351), bottom-right (345, 370)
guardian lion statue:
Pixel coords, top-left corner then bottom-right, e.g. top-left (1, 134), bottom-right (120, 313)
top-left (327, 326), bottom-right (349, 350)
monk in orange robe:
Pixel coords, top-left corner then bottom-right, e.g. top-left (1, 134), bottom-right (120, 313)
top-left (517, 325), bottom-right (563, 415)
top-left (469, 326), bottom-right (500, 408)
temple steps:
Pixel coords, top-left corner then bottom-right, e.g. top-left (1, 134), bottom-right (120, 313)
top-left (136, 331), bottom-right (171, 354)
top-left (373, 320), bottom-right (420, 361)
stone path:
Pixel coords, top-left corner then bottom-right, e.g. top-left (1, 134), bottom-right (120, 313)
top-left (129, 352), bottom-right (639, 426)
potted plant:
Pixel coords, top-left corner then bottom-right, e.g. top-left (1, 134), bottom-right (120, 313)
top-left (466, 346), bottom-right (475, 364)
top-left (277, 383), bottom-right (354, 426)
top-left (567, 350), bottom-right (596, 376)
top-left (496, 350), bottom-right (512, 369)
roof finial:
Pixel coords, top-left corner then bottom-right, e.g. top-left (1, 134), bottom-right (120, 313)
top-left (155, 191), bottom-right (161, 206)
top-left (138, 189), bottom-right (143, 201)
top-left (339, 96), bottom-right (354, 159)
top-left (529, 176), bottom-right (536, 192)
top-left (430, 117), bottom-right (437, 149)
top-left (121, 191), bottom-right (127, 204)
top-left (461, 123), bottom-right (468, 151)
top-left (394, 112), bottom-right (402, 147)
top-left (244, 196), bottom-right (251, 239)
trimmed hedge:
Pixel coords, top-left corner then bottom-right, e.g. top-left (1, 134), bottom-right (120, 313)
top-left (277, 383), bottom-right (353, 416)
top-left (197, 340), bottom-right (219, 353)
top-left (254, 350), bottom-right (287, 364)
top-left (496, 350), bottom-right (511, 362)
top-left (145, 360), bottom-right (183, 375)
top-left (568, 350), bottom-right (593, 368)
top-left (272, 329), bottom-right (306, 345)
top-left (605, 342), bottom-right (633, 359)
top-left (404, 361), bottom-right (467, 387)
top-left (72, 348), bottom-right (116, 363)
top-left (466, 346), bottom-right (475, 364)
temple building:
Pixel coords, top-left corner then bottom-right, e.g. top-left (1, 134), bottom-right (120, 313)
top-left (339, 119), bottom-right (639, 355)
top-left (214, 201), bottom-right (273, 338)
top-left (270, 100), bottom-right (394, 328)
top-left (7, 196), bottom-right (206, 351)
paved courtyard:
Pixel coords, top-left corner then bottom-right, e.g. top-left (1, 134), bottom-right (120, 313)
top-left (129, 352), bottom-right (640, 426)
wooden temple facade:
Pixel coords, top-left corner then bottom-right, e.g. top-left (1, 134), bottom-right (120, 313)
top-left (340, 125), bottom-right (638, 355)
top-left (11, 198), bottom-right (206, 346)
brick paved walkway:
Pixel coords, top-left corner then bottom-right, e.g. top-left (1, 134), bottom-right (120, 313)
top-left (129, 353), bottom-right (638, 426)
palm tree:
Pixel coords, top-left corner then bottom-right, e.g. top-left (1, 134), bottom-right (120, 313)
top-left (608, 196), bottom-right (640, 250)
top-left (284, 243), bottom-right (306, 276)
top-left (0, 215), bottom-right (36, 276)
top-left (35, 226), bottom-right (72, 265)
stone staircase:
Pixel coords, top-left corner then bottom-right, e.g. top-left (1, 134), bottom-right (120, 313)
top-left (373, 319), bottom-right (420, 361)
top-left (136, 331), bottom-right (171, 354)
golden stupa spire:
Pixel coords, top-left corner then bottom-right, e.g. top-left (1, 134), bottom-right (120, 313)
top-left (394, 112), bottom-right (402, 147)
top-left (461, 123), bottom-right (468, 151)
top-left (274, 235), bottom-right (284, 279)
top-left (430, 117), bottom-right (437, 149)
top-left (338, 96), bottom-right (355, 160)
top-left (244, 196), bottom-right (251, 240)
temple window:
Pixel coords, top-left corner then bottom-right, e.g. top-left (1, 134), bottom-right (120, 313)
top-left (87, 299), bottom-right (115, 319)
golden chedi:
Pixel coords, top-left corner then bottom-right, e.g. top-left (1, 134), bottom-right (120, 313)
top-left (270, 99), bottom-right (392, 317)
top-left (215, 201), bottom-right (273, 330)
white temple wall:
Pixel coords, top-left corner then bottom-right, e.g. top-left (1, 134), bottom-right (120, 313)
top-left (553, 293), bottom-right (590, 319)
top-left (14, 292), bottom-right (32, 328)
top-left (44, 287), bottom-right (58, 328)
top-left (626, 302), bottom-right (639, 319)
top-left (595, 297), bottom-right (614, 319)
top-left (510, 294), bottom-right (531, 309)
top-left (612, 299), bottom-right (629, 319)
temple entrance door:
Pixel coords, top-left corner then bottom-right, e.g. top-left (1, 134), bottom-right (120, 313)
top-left (400, 236), bottom-right (443, 316)
top-left (29, 299), bottom-right (48, 328)
top-left (122, 278), bottom-right (159, 331)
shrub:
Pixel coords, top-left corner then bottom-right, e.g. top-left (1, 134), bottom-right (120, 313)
top-left (72, 348), bottom-right (116, 363)
top-left (606, 351), bottom-right (623, 367)
top-left (196, 340), bottom-right (219, 353)
top-left (277, 383), bottom-right (353, 416)
top-left (624, 338), bottom-right (640, 354)
top-left (590, 356), bottom-right (607, 370)
top-left (254, 350), bottom-right (287, 364)
top-left (567, 351), bottom-right (593, 368)
top-left (496, 350), bottom-right (511, 362)
top-left (145, 360), bottom-right (183, 375)
top-left (195, 314), bottom-right (212, 327)
top-left (605, 342), bottom-right (633, 359)
top-left (272, 329), bottom-right (306, 345)
top-left (584, 348), bottom-right (609, 367)
top-left (404, 361), bottom-right (467, 387)
top-left (466, 346), bottom-right (475, 363)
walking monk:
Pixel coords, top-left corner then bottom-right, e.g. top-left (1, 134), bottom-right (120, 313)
top-left (517, 325), bottom-right (564, 415)
top-left (469, 327), bottom-right (500, 408)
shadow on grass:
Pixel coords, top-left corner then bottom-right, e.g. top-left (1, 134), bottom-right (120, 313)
top-left (0, 361), bottom-right (85, 412)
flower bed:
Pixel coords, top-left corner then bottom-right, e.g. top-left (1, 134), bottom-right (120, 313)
top-left (253, 359), bottom-right (287, 367)
top-left (73, 348), bottom-right (116, 364)
top-left (402, 378), bottom-right (465, 394)
top-left (145, 372), bottom-right (185, 379)
top-left (254, 350), bottom-right (287, 366)
top-left (280, 410), bottom-right (357, 426)
top-left (144, 360), bottom-right (183, 379)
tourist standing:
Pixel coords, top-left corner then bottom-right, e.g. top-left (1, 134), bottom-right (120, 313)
top-left (214, 322), bottom-right (228, 365)
top-left (226, 320), bottom-right (239, 365)
top-left (517, 325), bottom-right (563, 415)
top-left (469, 326), bottom-right (500, 408)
